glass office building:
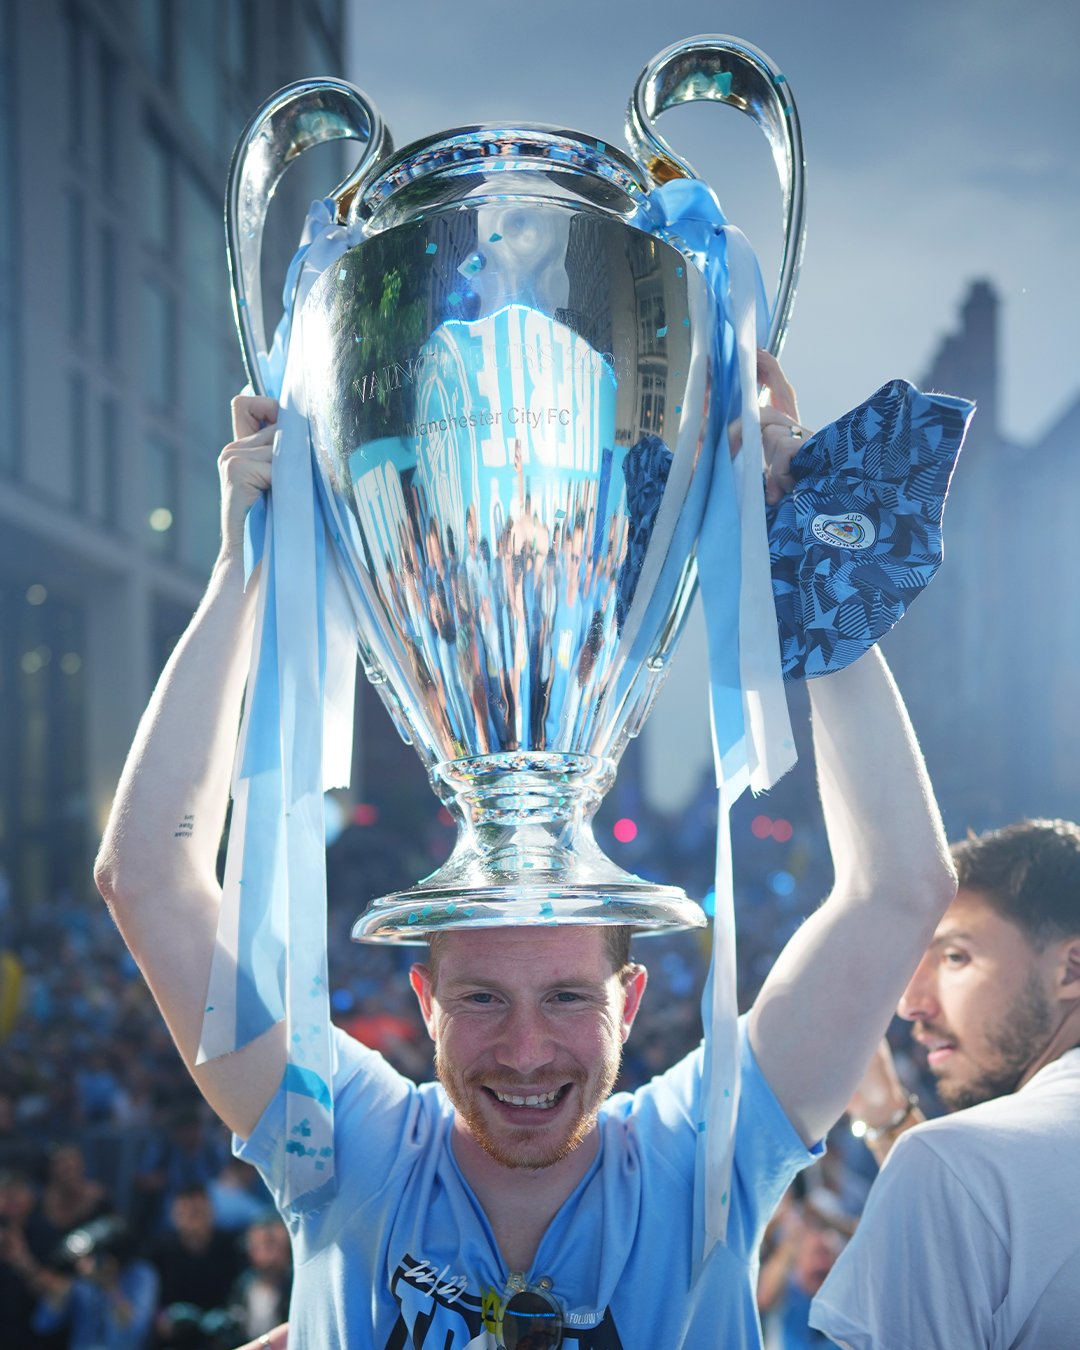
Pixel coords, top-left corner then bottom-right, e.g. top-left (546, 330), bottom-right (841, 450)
top-left (0, 0), bottom-right (345, 908)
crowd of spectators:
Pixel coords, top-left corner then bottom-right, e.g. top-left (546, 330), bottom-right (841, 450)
top-left (0, 757), bottom-right (942, 1347)
top-left (0, 887), bottom-right (290, 1348)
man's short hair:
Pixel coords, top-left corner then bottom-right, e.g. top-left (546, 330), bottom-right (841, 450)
top-left (952, 818), bottom-right (1080, 948)
top-left (172, 1182), bottom-right (210, 1202)
top-left (426, 924), bottom-right (633, 986)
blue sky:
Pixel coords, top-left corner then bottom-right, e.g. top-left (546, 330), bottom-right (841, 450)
top-left (347, 0), bottom-right (1078, 442)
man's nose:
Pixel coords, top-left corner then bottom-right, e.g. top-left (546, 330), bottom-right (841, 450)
top-left (493, 1004), bottom-right (557, 1076)
top-left (897, 954), bottom-right (938, 1023)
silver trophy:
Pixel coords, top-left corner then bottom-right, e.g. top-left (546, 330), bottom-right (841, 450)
top-left (226, 37), bottom-right (805, 941)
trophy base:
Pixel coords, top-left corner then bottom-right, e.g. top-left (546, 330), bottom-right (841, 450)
top-left (350, 752), bottom-right (707, 943)
top-left (350, 878), bottom-right (706, 943)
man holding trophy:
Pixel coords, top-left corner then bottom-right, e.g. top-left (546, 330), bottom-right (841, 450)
top-left (96, 38), bottom-right (973, 1350)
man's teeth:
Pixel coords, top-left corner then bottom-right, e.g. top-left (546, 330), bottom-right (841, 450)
top-left (493, 1088), bottom-right (561, 1108)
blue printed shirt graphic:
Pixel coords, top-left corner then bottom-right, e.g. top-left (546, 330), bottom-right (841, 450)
top-left (236, 1018), bottom-right (819, 1348)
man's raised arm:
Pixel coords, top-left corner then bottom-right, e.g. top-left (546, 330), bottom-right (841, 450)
top-left (748, 646), bottom-right (955, 1145)
top-left (94, 396), bottom-right (283, 1138)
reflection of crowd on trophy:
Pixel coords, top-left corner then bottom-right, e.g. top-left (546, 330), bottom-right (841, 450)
top-left (359, 429), bottom-right (636, 760)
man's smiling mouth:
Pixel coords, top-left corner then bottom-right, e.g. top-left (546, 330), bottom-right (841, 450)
top-left (484, 1085), bottom-right (570, 1111)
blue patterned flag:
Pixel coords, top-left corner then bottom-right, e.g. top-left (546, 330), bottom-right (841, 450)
top-left (768, 380), bottom-right (974, 678)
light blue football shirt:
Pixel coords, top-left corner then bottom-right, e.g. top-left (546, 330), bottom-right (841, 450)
top-left (236, 1016), bottom-right (819, 1348)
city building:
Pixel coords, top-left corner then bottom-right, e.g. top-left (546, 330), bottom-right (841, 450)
top-left (639, 276), bottom-right (1080, 912)
top-left (0, 0), bottom-right (347, 909)
top-left (885, 279), bottom-right (1080, 833)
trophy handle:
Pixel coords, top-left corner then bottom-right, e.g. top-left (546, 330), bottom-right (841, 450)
top-left (226, 79), bottom-right (391, 395)
top-left (626, 36), bottom-right (806, 354)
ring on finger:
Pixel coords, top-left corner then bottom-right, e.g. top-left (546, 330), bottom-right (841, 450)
top-left (787, 424), bottom-right (805, 440)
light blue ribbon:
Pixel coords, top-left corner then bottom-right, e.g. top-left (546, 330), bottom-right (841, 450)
top-left (651, 180), bottom-right (796, 1257)
top-left (198, 200), bottom-right (362, 1211)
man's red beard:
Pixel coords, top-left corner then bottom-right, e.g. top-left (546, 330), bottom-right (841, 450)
top-left (435, 1050), bottom-right (620, 1170)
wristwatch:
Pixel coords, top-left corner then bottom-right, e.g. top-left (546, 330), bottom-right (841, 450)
top-left (850, 1092), bottom-right (920, 1142)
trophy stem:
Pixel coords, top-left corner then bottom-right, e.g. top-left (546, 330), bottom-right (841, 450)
top-left (437, 753), bottom-right (615, 876)
top-left (350, 752), bottom-right (706, 941)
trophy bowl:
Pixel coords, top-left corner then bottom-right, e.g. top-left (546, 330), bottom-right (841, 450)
top-left (225, 39), bottom-right (805, 941)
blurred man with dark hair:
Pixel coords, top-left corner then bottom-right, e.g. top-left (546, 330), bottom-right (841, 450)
top-left (811, 819), bottom-right (1080, 1348)
top-left (228, 1213), bottom-right (292, 1344)
top-left (151, 1184), bottom-right (243, 1346)
top-left (0, 1166), bottom-right (65, 1349)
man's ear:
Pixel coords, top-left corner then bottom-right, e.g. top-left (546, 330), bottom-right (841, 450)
top-left (619, 964), bottom-right (648, 1043)
top-left (409, 964), bottom-right (437, 1040)
top-left (1056, 937), bottom-right (1080, 999)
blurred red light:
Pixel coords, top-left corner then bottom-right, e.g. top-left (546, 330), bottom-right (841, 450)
top-left (352, 803), bottom-right (378, 826)
top-left (751, 814), bottom-right (773, 839)
top-left (437, 806), bottom-right (454, 826)
top-left (772, 819), bottom-right (793, 843)
top-left (613, 817), bottom-right (638, 844)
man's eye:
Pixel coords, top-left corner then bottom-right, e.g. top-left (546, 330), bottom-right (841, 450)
top-left (552, 991), bottom-right (582, 1004)
top-left (943, 950), bottom-right (969, 967)
top-left (467, 992), bottom-right (496, 1005)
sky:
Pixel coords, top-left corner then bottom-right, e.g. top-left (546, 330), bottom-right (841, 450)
top-left (344, 0), bottom-right (1079, 807)
top-left (346, 0), bottom-right (1078, 442)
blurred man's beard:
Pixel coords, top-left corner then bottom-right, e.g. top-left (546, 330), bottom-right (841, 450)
top-left (938, 969), bottom-right (1053, 1111)
top-left (436, 1049), bottom-right (620, 1170)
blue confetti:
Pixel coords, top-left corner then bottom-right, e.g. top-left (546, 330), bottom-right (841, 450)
top-left (338, 268), bottom-right (347, 281)
top-left (713, 72), bottom-right (733, 96)
top-left (448, 290), bottom-right (462, 305)
top-left (489, 232), bottom-right (503, 242)
top-left (425, 241), bottom-right (438, 254)
top-left (675, 265), bottom-right (684, 277)
top-left (656, 325), bottom-right (668, 338)
top-left (675, 405), bottom-right (682, 414)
